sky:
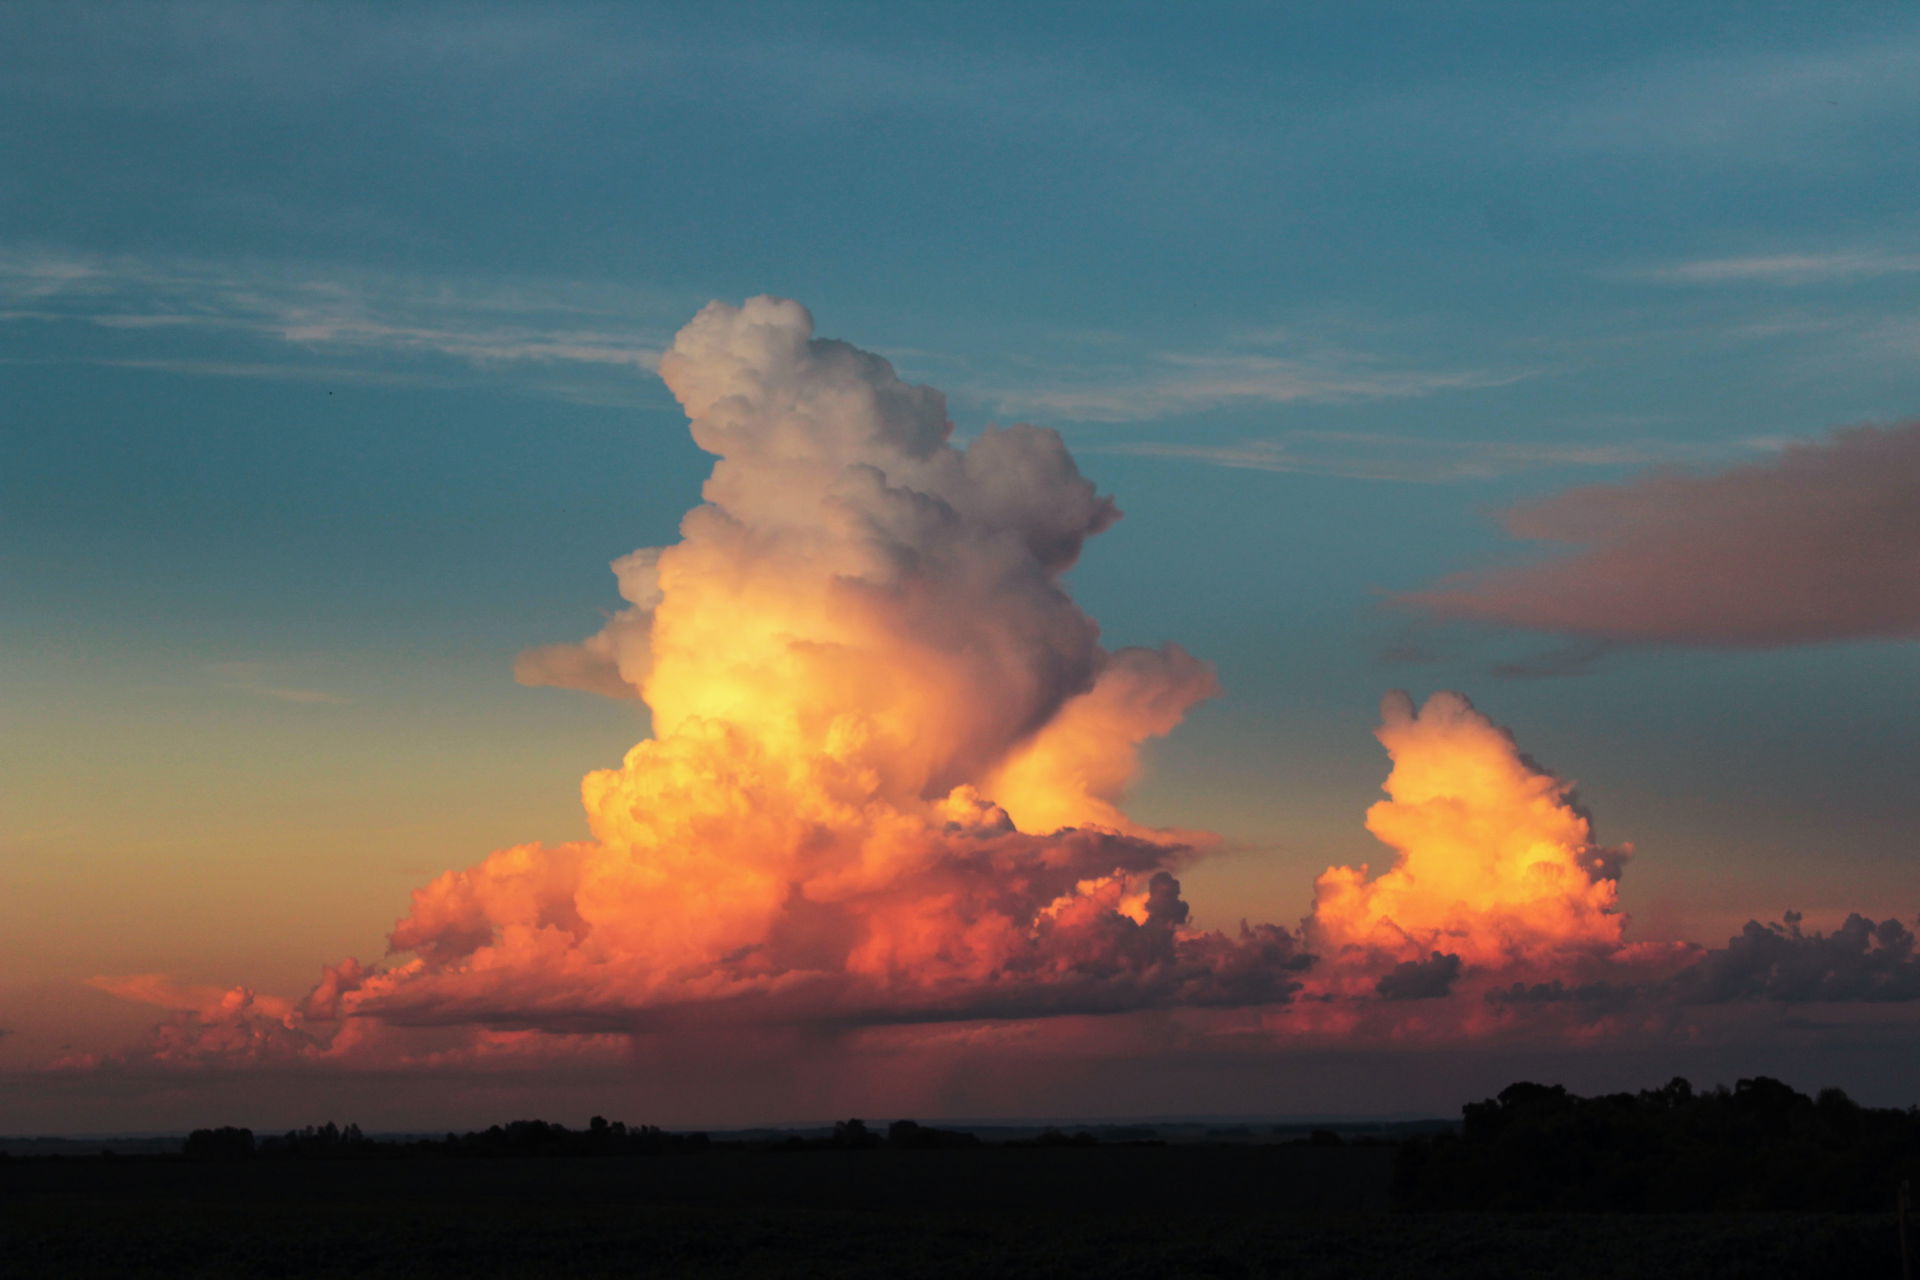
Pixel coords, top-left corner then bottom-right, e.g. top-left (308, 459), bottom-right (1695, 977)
top-left (2, 1), bottom-right (1917, 1134)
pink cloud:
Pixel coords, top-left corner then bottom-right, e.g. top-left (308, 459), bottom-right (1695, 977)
top-left (1400, 421), bottom-right (1920, 648)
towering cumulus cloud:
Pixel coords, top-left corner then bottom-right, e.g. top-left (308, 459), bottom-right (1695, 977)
top-left (289, 297), bottom-right (1294, 1046)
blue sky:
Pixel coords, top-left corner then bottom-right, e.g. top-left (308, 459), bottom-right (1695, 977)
top-left (2, 2), bottom-right (1918, 1122)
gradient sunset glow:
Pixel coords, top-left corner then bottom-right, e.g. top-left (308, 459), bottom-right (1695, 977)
top-left (7, 5), bottom-right (1920, 1135)
top-left (73, 300), bottom-right (1917, 1097)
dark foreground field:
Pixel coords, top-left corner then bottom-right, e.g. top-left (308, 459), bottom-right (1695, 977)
top-left (2, 1148), bottom-right (1905, 1279)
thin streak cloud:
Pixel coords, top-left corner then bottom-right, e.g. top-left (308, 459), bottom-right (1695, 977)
top-left (1546, 23), bottom-right (1920, 160)
top-left (207, 661), bottom-right (349, 706)
top-left (994, 354), bottom-right (1526, 424)
top-left (0, 247), bottom-right (672, 389)
top-left (1091, 433), bottom-right (1754, 484)
top-left (1642, 251), bottom-right (1920, 286)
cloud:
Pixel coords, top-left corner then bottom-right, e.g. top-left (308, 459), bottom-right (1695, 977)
top-left (1643, 251), bottom-right (1920, 286)
top-left (1677, 913), bottom-right (1920, 1004)
top-left (0, 246), bottom-right (670, 397)
top-left (994, 353), bottom-right (1521, 424)
top-left (1094, 433), bottom-right (1718, 484)
top-left (93, 295), bottom-right (1318, 1062)
top-left (1399, 421), bottom-right (1920, 648)
top-left (82, 301), bottom-right (1920, 1078)
top-left (1307, 691), bottom-right (1629, 981)
top-left (1547, 24), bottom-right (1920, 162)
top-left (0, 356), bottom-right (467, 391)
top-left (374, 298), bottom-right (1303, 1032)
top-left (0, 6), bottom-right (1242, 180)
top-left (1484, 978), bottom-right (1637, 1011)
top-left (1479, 914), bottom-right (1920, 1012)
top-left (75, 976), bottom-right (323, 1070)
top-left (206, 661), bottom-right (348, 705)
top-left (1489, 640), bottom-right (1618, 681)
top-left (511, 549), bottom-right (660, 699)
top-left (88, 974), bottom-right (258, 1016)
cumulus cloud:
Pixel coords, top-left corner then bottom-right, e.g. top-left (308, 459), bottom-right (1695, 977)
top-left (1479, 913), bottom-right (1920, 1013)
top-left (511, 548), bottom-right (661, 698)
top-left (94, 296), bottom-right (1310, 1065)
top-left (81, 975), bottom-right (318, 1069)
top-left (1677, 912), bottom-right (1920, 1004)
top-left (1400, 422), bottom-right (1920, 649)
top-left (1307, 691), bottom-right (1629, 980)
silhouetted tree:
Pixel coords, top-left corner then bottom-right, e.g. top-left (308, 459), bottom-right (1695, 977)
top-left (886, 1120), bottom-right (979, 1149)
top-left (183, 1127), bottom-right (254, 1159)
top-left (832, 1119), bottom-right (879, 1149)
top-left (1033, 1128), bottom-right (1098, 1147)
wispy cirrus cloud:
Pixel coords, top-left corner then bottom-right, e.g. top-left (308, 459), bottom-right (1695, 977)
top-left (1090, 431), bottom-right (1759, 484)
top-left (1642, 251), bottom-right (1920, 286)
top-left (0, 6), bottom-right (1234, 169)
top-left (1546, 23), bottom-right (1920, 161)
top-left (271, 316), bottom-right (659, 371)
top-left (0, 246), bottom-right (672, 395)
top-left (992, 352), bottom-right (1527, 424)
top-left (206, 661), bottom-right (348, 706)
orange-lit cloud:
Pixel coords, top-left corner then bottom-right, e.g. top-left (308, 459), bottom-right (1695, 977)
top-left (99, 296), bottom-right (1301, 1061)
top-left (82, 300), bottom-right (1920, 1078)
top-left (1307, 691), bottom-right (1628, 984)
top-left (1399, 421), bottom-right (1920, 649)
top-left (366, 297), bottom-right (1292, 1032)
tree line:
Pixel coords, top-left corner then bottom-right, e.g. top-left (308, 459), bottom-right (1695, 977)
top-left (1393, 1076), bottom-right (1920, 1211)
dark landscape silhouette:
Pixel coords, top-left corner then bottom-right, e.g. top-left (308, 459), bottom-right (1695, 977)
top-left (4, 1077), bottom-right (1913, 1277)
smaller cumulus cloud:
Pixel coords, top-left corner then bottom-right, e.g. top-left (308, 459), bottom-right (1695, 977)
top-left (1399, 421), bottom-right (1920, 649)
top-left (76, 975), bottom-right (319, 1069)
top-left (1307, 691), bottom-right (1630, 981)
